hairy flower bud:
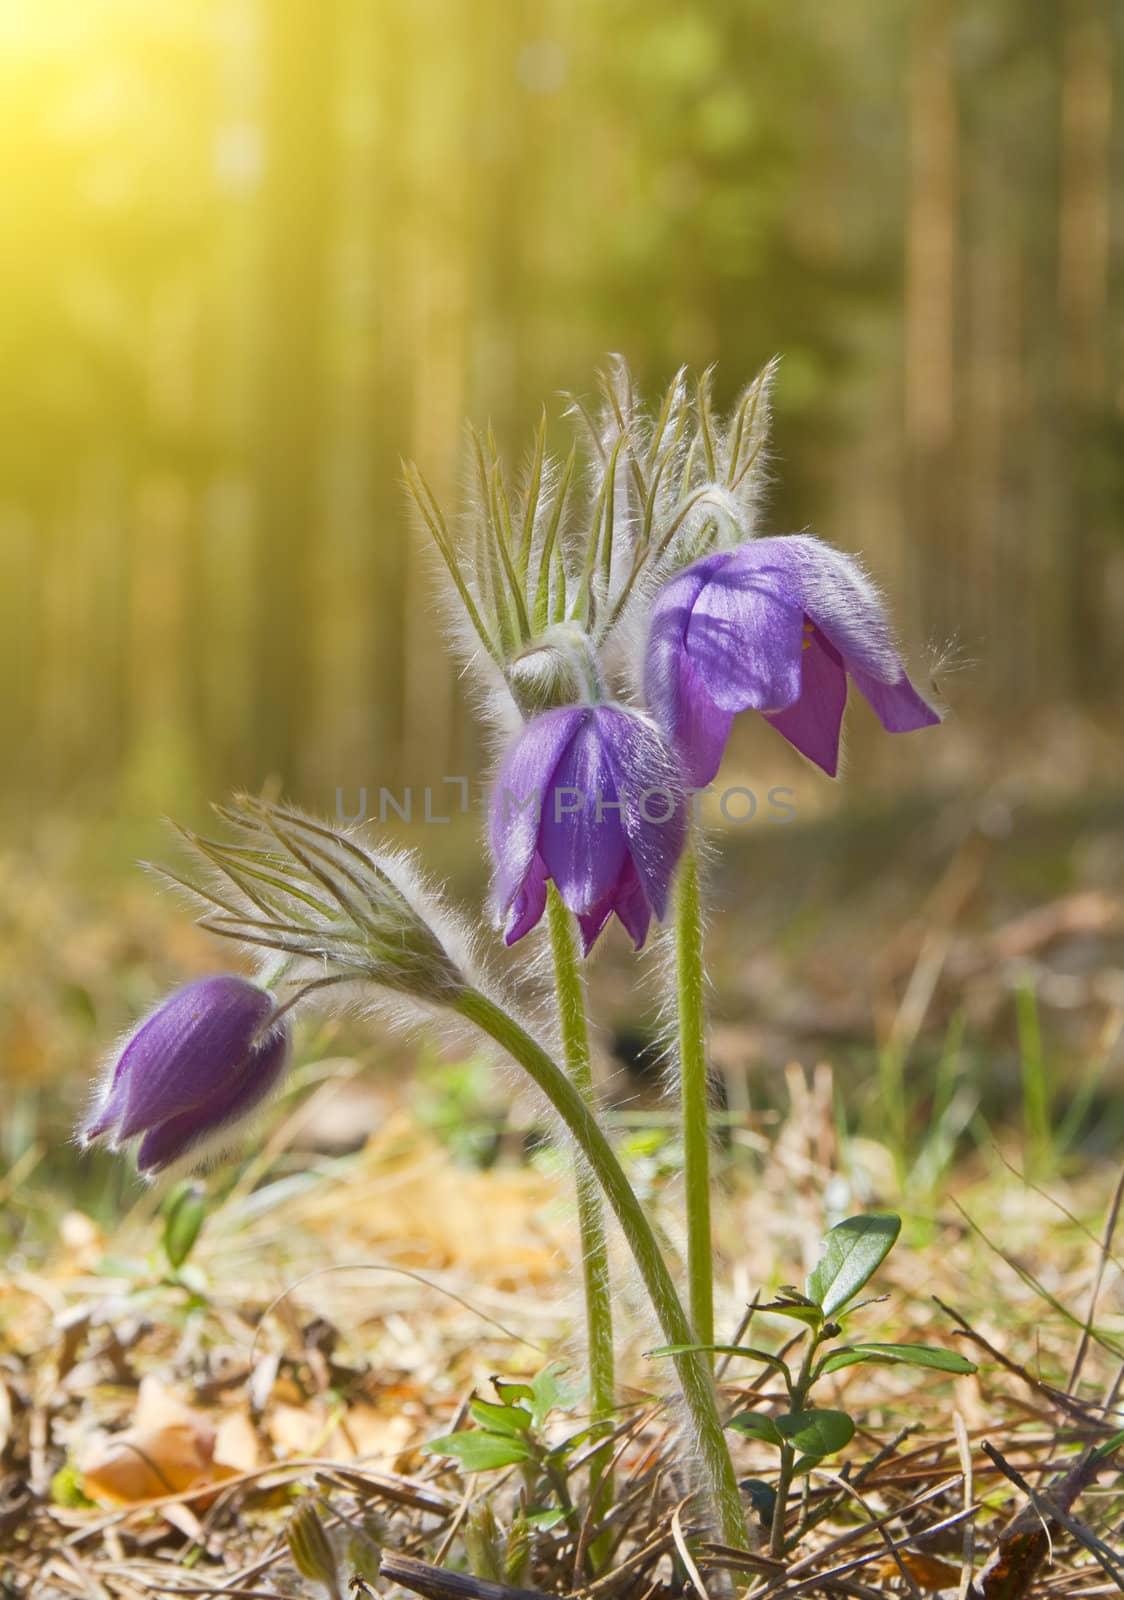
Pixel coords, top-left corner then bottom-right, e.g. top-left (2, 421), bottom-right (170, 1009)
top-left (505, 623), bottom-right (603, 716)
top-left (81, 976), bottom-right (290, 1175)
top-left (407, 358), bottom-right (780, 717)
top-left (166, 798), bottom-right (474, 1008)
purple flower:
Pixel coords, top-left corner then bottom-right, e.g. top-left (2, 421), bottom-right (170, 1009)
top-left (82, 976), bottom-right (290, 1174)
top-left (645, 535), bottom-right (940, 784)
top-left (491, 704), bottom-right (687, 952)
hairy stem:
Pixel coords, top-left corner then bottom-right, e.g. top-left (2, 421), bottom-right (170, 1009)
top-left (455, 987), bottom-right (749, 1551)
top-left (545, 887), bottom-right (615, 1498)
top-left (675, 838), bottom-right (715, 1360)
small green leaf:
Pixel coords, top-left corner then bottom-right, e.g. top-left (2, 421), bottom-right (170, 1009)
top-left (160, 1180), bottom-right (207, 1271)
top-left (777, 1287), bottom-right (819, 1306)
top-left (822, 1343), bottom-right (976, 1376)
top-left (492, 1377), bottom-right (535, 1407)
top-left (51, 1462), bottom-right (94, 1508)
top-left (648, 1342), bottom-right (791, 1377)
top-left (287, 1501), bottom-right (340, 1593)
top-left (425, 1431), bottom-right (534, 1471)
top-left (818, 1349), bottom-right (872, 1375)
top-left (774, 1409), bottom-right (855, 1457)
top-left (792, 1453), bottom-right (823, 1477)
top-left (524, 1508), bottom-right (567, 1531)
top-left (469, 1398), bottom-right (532, 1436)
top-left (759, 1302), bottom-right (824, 1329)
top-left (806, 1214), bottom-right (901, 1316)
top-left (1093, 1429), bottom-right (1124, 1463)
top-left (727, 1411), bottom-right (783, 1446)
top-left (739, 1478), bottom-right (777, 1528)
top-left (526, 1363), bottom-right (574, 1429)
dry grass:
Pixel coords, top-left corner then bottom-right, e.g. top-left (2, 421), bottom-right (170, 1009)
top-left (1, 799), bottom-right (1122, 1595)
top-left (2, 1079), bottom-right (1122, 1599)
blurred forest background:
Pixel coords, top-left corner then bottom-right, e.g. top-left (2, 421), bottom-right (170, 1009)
top-left (2, 0), bottom-right (1123, 821)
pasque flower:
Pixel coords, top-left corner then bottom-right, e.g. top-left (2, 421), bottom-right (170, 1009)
top-left (491, 704), bottom-right (687, 952)
top-left (82, 975), bottom-right (290, 1174)
top-left (645, 534), bottom-right (940, 783)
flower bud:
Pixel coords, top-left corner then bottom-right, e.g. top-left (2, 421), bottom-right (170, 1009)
top-left (172, 799), bottom-right (475, 1009)
top-left (81, 976), bottom-right (290, 1175)
top-left (505, 624), bottom-right (602, 717)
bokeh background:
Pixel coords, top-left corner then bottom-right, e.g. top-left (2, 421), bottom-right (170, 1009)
top-left (2, 0), bottom-right (1123, 1199)
top-left (3, 0), bottom-right (1123, 813)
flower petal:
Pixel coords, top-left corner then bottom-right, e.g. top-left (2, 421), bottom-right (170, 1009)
top-left (576, 900), bottom-right (613, 955)
top-left (503, 852), bottom-right (549, 945)
top-left (115, 977), bottom-right (277, 1140)
top-left (490, 706), bottom-right (586, 914)
top-left (82, 1077), bottom-right (131, 1144)
top-left (763, 631), bottom-right (848, 776)
top-left (539, 712), bottom-right (628, 915)
top-left (778, 535), bottom-right (904, 683)
top-left (609, 858), bottom-right (653, 950)
top-left (134, 1025), bottom-right (289, 1173)
top-left (645, 555), bottom-right (734, 784)
top-left (848, 663), bottom-right (942, 733)
top-left (597, 706), bottom-right (687, 920)
top-left (655, 638), bottom-right (732, 788)
top-left (686, 548), bottom-right (805, 713)
top-left (577, 858), bottom-right (652, 954)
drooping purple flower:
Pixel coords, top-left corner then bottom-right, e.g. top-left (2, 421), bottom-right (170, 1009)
top-left (82, 976), bottom-right (290, 1174)
top-left (645, 535), bottom-right (941, 784)
top-left (491, 704), bottom-right (687, 952)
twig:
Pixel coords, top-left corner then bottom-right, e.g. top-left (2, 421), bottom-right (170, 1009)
top-left (380, 1552), bottom-right (556, 1600)
top-left (1069, 1161), bottom-right (1124, 1396)
top-left (933, 1295), bottom-right (1103, 1428)
top-left (954, 1411), bottom-right (976, 1600)
top-left (976, 1442), bottom-right (1124, 1598)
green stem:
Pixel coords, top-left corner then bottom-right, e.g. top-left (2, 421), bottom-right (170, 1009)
top-left (545, 887), bottom-right (615, 1484)
top-left (455, 987), bottom-right (749, 1551)
top-left (769, 1331), bottom-right (821, 1557)
top-left (675, 838), bottom-right (715, 1361)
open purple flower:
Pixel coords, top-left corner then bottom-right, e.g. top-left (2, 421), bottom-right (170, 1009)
top-left (645, 535), bottom-right (940, 784)
top-left (491, 704), bottom-right (687, 952)
top-left (82, 975), bottom-right (290, 1174)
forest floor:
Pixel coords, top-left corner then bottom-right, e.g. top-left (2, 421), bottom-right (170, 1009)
top-left (1, 787), bottom-right (1122, 1597)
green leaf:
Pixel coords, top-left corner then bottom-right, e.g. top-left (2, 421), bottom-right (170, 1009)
top-left (523, 1508), bottom-right (566, 1531)
top-left (806, 1214), bottom-right (901, 1316)
top-left (492, 1378), bottom-right (535, 1407)
top-left (425, 1431), bottom-right (534, 1472)
top-left (469, 1399), bottom-right (532, 1436)
top-left (817, 1348), bottom-right (871, 1375)
top-left (759, 1302), bottom-right (824, 1329)
top-left (526, 1363), bottom-right (575, 1429)
top-left (1093, 1429), bottom-right (1124, 1463)
top-left (777, 1286), bottom-right (819, 1305)
top-left (739, 1478), bottom-right (777, 1528)
top-left (774, 1409), bottom-right (855, 1457)
top-left (727, 1412), bottom-right (782, 1446)
top-left (821, 1343), bottom-right (976, 1376)
top-left (160, 1180), bottom-right (207, 1271)
top-left (51, 1462), bottom-right (95, 1509)
top-left (647, 1343), bottom-right (791, 1378)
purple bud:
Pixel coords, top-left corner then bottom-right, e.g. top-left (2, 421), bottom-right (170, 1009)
top-left (82, 976), bottom-right (290, 1175)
